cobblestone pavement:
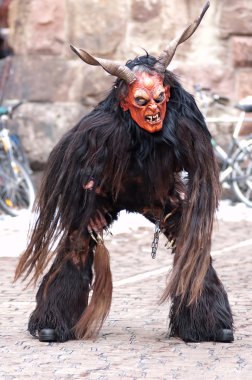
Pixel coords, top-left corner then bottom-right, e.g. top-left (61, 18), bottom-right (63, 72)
top-left (0, 208), bottom-right (252, 379)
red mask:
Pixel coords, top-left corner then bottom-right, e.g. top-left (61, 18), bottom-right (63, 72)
top-left (120, 72), bottom-right (170, 133)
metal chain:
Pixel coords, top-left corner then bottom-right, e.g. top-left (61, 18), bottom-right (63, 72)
top-left (151, 219), bottom-right (160, 259)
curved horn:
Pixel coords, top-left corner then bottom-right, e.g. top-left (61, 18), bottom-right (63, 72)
top-left (155, 1), bottom-right (210, 71)
top-left (70, 45), bottom-right (136, 84)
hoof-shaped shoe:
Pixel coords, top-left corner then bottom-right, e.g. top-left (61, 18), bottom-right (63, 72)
top-left (38, 328), bottom-right (57, 342)
top-left (214, 329), bottom-right (234, 342)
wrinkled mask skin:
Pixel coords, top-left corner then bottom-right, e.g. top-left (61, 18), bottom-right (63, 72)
top-left (120, 72), bottom-right (170, 133)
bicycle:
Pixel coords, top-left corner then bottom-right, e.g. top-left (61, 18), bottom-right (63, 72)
top-left (194, 85), bottom-right (252, 207)
top-left (0, 101), bottom-right (35, 216)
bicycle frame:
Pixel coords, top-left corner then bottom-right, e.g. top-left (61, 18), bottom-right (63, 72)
top-left (208, 110), bottom-right (252, 183)
top-left (210, 139), bottom-right (232, 183)
top-left (194, 85), bottom-right (252, 206)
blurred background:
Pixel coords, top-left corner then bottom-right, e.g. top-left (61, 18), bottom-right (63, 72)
top-left (0, 0), bottom-right (251, 187)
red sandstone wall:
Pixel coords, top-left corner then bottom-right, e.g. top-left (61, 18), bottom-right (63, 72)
top-left (0, 0), bottom-right (251, 168)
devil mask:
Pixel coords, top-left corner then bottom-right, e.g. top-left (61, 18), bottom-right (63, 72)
top-left (120, 72), bottom-right (170, 132)
top-left (70, 1), bottom-right (210, 132)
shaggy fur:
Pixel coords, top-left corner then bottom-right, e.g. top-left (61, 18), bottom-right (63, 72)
top-left (28, 236), bottom-right (94, 342)
top-left (168, 259), bottom-right (233, 342)
top-left (15, 54), bottom-right (233, 341)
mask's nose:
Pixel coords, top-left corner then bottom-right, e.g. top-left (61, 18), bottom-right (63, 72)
top-left (148, 101), bottom-right (158, 112)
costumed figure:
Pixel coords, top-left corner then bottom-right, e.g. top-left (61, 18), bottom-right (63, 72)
top-left (15, 1), bottom-right (234, 343)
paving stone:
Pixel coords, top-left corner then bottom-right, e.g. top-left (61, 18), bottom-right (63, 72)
top-left (0, 207), bottom-right (251, 379)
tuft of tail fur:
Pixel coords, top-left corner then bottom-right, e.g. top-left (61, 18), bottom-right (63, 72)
top-left (73, 239), bottom-right (113, 339)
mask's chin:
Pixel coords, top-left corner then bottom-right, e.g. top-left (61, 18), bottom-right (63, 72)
top-left (136, 120), bottom-right (163, 133)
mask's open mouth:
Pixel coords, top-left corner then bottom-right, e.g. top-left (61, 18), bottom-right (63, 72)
top-left (145, 112), bottom-right (161, 124)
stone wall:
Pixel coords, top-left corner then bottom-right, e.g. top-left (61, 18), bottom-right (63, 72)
top-left (0, 0), bottom-right (251, 171)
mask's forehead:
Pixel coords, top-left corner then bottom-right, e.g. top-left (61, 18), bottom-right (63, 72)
top-left (129, 71), bottom-right (165, 97)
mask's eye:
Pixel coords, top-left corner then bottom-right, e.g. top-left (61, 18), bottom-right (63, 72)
top-left (154, 92), bottom-right (165, 104)
top-left (135, 97), bottom-right (148, 106)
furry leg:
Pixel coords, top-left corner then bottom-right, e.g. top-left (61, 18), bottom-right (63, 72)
top-left (168, 259), bottom-right (234, 342)
top-left (28, 234), bottom-right (94, 342)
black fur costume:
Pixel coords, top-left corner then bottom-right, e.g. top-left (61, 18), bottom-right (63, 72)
top-left (15, 2), bottom-right (234, 343)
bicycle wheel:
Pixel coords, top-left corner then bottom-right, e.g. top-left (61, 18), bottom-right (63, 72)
top-left (11, 134), bottom-right (32, 174)
top-left (0, 156), bottom-right (35, 216)
top-left (231, 141), bottom-right (252, 207)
